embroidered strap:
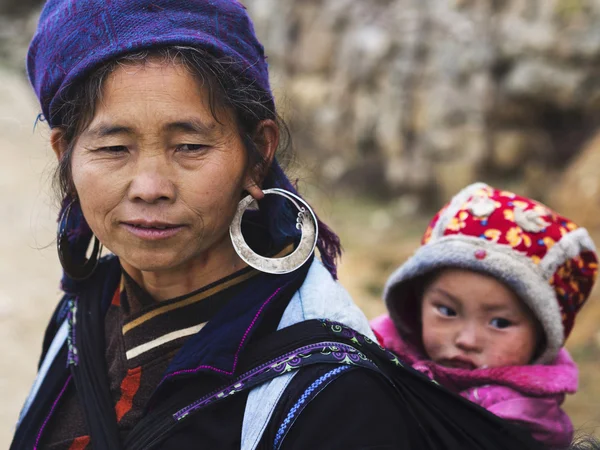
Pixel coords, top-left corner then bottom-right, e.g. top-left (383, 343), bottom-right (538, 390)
top-left (174, 318), bottom-right (412, 422)
top-left (66, 297), bottom-right (79, 366)
top-left (173, 338), bottom-right (377, 421)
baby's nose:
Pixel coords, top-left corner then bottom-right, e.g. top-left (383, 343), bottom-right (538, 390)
top-left (454, 324), bottom-right (482, 352)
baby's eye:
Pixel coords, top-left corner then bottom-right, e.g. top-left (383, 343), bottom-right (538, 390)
top-left (490, 318), bottom-right (512, 329)
top-left (437, 305), bottom-right (457, 317)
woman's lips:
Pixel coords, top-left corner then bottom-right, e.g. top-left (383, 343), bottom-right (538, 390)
top-left (121, 222), bottom-right (184, 240)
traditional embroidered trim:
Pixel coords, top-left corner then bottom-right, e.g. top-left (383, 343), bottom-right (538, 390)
top-left (172, 340), bottom-right (374, 421)
top-left (273, 365), bottom-right (351, 449)
top-left (66, 298), bottom-right (79, 366)
top-left (125, 322), bottom-right (207, 360)
top-left (171, 320), bottom-right (410, 424)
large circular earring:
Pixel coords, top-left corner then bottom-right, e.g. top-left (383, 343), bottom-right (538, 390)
top-left (230, 188), bottom-right (318, 274)
top-left (57, 200), bottom-right (103, 280)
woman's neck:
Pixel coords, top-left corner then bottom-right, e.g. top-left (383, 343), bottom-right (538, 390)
top-left (120, 240), bottom-right (247, 301)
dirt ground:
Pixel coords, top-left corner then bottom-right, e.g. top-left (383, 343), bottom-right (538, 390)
top-left (1, 68), bottom-right (599, 447)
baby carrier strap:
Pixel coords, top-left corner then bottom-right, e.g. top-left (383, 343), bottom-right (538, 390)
top-left (68, 259), bottom-right (122, 450)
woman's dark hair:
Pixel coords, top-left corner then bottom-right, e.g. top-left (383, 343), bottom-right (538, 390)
top-left (51, 46), bottom-right (341, 276)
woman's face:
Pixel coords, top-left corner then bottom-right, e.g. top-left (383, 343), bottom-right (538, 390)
top-left (420, 269), bottom-right (540, 369)
top-left (61, 61), bottom-right (258, 274)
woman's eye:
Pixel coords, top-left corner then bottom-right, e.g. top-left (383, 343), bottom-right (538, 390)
top-left (97, 145), bottom-right (128, 153)
top-left (437, 305), bottom-right (457, 317)
top-left (177, 144), bottom-right (208, 152)
top-left (490, 318), bottom-right (512, 329)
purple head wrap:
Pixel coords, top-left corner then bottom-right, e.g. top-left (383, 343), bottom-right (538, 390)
top-left (27, 0), bottom-right (273, 127)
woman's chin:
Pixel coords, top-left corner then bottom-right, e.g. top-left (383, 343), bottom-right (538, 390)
top-left (118, 251), bottom-right (189, 274)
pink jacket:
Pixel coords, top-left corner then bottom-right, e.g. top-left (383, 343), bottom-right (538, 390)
top-left (371, 314), bottom-right (578, 449)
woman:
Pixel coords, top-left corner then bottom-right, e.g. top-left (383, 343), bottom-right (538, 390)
top-left (11, 1), bottom-right (548, 449)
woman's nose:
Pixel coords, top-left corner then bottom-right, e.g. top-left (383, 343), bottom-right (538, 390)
top-left (454, 324), bottom-right (482, 352)
top-left (127, 155), bottom-right (176, 204)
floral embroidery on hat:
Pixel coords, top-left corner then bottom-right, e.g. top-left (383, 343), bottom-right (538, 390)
top-left (499, 190), bottom-right (516, 198)
top-left (514, 206), bottom-right (551, 233)
top-left (467, 195), bottom-right (498, 218)
top-left (511, 200), bottom-right (531, 210)
top-left (483, 229), bottom-right (501, 242)
top-left (565, 222), bottom-right (578, 231)
top-left (447, 211), bottom-right (469, 232)
top-left (506, 226), bottom-right (532, 248)
top-left (539, 236), bottom-right (556, 248)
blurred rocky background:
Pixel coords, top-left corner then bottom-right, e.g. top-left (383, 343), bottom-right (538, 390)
top-left (1, 0), bottom-right (600, 446)
top-left (245, 0), bottom-right (600, 205)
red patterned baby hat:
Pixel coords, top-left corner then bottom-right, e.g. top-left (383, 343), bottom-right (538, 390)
top-left (384, 182), bottom-right (598, 364)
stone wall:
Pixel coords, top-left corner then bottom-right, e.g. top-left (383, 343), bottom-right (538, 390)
top-left (244, 0), bottom-right (600, 206)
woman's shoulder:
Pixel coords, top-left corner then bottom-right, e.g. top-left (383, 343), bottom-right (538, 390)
top-left (286, 259), bottom-right (377, 338)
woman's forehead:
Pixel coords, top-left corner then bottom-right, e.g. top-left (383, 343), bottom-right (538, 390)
top-left (84, 62), bottom-right (232, 134)
top-left (104, 61), bottom-right (202, 99)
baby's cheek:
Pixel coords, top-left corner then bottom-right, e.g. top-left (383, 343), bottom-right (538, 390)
top-left (485, 342), bottom-right (530, 367)
top-left (422, 329), bottom-right (444, 360)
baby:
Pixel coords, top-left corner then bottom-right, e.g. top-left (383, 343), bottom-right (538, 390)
top-left (372, 182), bottom-right (598, 449)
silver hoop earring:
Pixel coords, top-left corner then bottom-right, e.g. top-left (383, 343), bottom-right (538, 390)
top-left (230, 188), bottom-right (318, 274)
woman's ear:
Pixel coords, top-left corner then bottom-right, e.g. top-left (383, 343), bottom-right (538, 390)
top-left (244, 119), bottom-right (279, 201)
top-left (50, 128), bottom-right (68, 161)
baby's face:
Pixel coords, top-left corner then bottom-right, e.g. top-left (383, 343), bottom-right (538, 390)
top-left (421, 269), bottom-right (539, 369)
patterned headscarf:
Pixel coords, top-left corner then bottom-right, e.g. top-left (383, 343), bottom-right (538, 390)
top-left (27, 0), bottom-right (272, 127)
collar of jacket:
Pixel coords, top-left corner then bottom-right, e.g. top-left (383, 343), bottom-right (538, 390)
top-left (160, 259), bottom-right (310, 383)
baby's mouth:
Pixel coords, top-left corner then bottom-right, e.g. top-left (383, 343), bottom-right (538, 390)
top-left (438, 357), bottom-right (477, 370)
